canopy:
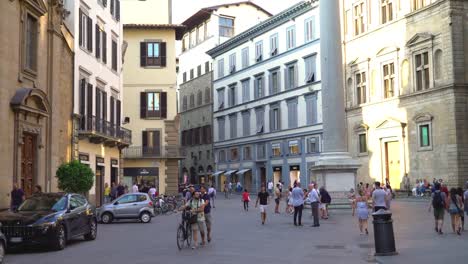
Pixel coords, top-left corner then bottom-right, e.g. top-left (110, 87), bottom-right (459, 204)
top-left (236, 169), bottom-right (251, 176)
top-left (224, 170), bottom-right (238, 176)
top-left (212, 171), bottom-right (225, 177)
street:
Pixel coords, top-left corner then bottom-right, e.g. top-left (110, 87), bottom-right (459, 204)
top-left (4, 197), bottom-right (468, 264)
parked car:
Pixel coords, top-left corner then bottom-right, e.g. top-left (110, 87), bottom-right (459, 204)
top-left (0, 228), bottom-right (6, 264)
top-left (97, 193), bottom-right (155, 224)
top-left (0, 193), bottom-right (97, 251)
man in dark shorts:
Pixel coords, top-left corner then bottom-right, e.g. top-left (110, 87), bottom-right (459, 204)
top-left (429, 182), bottom-right (446, 235)
top-left (255, 186), bottom-right (270, 225)
top-left (200, 186), bottom-right (212, 243)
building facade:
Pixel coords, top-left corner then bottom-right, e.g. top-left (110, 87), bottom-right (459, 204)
top-left (121, 24), bottom-right (185, 195)
top-left (207, 1), bottom-right (322, 191)
top-left (342, 0), bottom-right (468, 188)
top-left (64, 0), bottom-right (130, 206)
top-left (178, 1), bottom-right (271, 185)
top-left (0, 0), bottom-right (74, 208)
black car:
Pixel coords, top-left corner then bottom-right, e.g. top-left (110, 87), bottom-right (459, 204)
top-left (0, 228), bottom-right (5, 263)
top-left (0, 193), bottom-right (97, 251)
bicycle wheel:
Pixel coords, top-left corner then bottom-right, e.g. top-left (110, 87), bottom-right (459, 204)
top-left (177, 225), bottom-right (185, 250)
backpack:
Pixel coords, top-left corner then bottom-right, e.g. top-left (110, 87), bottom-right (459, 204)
top-left (432, 191), bottom-right (445, 209)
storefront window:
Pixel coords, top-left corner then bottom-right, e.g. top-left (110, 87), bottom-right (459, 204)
top-left (289, 140), bottom-right (300, 155)
top-left (289, 166), bottom-right (300, 187)
top-left (272, 143), bottom-right (281, 157)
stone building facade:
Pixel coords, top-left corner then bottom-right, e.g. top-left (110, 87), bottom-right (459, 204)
top-left (342, 0), bottom-right (468, 188)
top-left (0, 0), bottom-right (74, 208)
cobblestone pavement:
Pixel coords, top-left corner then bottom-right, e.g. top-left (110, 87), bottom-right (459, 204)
top-left (4, 196), bottom-right (468, 264)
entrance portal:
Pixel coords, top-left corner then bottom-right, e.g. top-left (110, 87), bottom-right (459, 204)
top-left (21, 133), bottom-right (37, 197)
top-left (385, 141), bottom-right (401, 188)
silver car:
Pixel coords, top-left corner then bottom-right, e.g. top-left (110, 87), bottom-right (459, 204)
top-left (98, 193), bottom-right (155, 224)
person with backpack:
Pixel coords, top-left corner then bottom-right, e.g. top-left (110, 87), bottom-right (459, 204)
top-left (319, 187), bottom-right (331, 219)
top-left (448, 188), bottom-right (463, 235)
top-left (428, 182), bottom-right (446, 235)
top-left (184, 190), bottom-right (206, 249)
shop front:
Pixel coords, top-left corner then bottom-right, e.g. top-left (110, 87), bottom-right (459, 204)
top-left (236, 169), bottom-right (252, 191)
top-left (123, 167), bottom-right (159, 189)
top-left (289, 165), bottom-right (300, 187)
top-left (273, 166), bottom-right (282, 187)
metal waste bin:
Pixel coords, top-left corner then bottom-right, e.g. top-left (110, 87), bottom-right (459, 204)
top-left (372, 210), bottom-right (398, 256)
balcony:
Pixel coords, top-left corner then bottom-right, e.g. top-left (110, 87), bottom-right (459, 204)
top-left (78, 115), bottom-right (132, 146)
top-left (122, 146), bottom-right (185, 159)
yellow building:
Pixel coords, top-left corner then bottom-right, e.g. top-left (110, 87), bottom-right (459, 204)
top-left (122, 24), bottom-right (185, 194)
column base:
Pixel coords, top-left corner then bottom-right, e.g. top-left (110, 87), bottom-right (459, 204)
top-left (310, 152), bottom-right (361, 198)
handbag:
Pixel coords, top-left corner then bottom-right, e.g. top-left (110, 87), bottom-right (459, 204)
top-left (188, 199), bottom-right (199, 224)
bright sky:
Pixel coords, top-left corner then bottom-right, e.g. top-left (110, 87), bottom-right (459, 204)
top-left (172, 0), bottom-right (304, 23)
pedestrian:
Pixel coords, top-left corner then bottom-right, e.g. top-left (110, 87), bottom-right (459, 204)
top-left (356, 191), bottom-right (369, 235)
top-left (33, 185), bottom-right (42, 195)
top-left (255, 185), bottom-right (270, 225)
top-left (148, 185), bottom-right (157, 199)
top-left (372, 181), bottom-right (387, 212)
top-left (132, 182), bottom-right (139, 193)
top-left (228, 181), bottom-right (233, 196)
top-left (267, 180), bottom-right (273, 195)
top-left (291, 183), bottom-right (304, 226)
top-left (456, 187), bottom-right (464, 231)
top-left (348, 188), bottom-right (356, 216)
top-left (428, 182), bottom-right (446, 235)
top-left (208, 185), bottom-right (216, 208)
top-left (224, 181), bottom-right (229, 199)
top-left (307, 183), bottom-right (320, 227)
top-left (104, 183), bottom-right (111, 203)
top-left (448, 188), bottom-right (463, 235)
top-left (117, 183), bottom-right (125, 197)
top-left (185, 191), bottom-right (206, 249)
top-left (286, 187), bottom-right (293, 214)
top-left (403, 174), bottom-right (411, 197)
top-left (10, 183), bottom-right (24, 211)
top-left (110, 182), bottom-right (118, 201)
top-left (274, 184), bottom-right (281, 214)
top-left (236, 181), bottom-right (242, 193)
top-left (141, 183), bottom-right (149, 194)
top-left (242, 189), bottom-right (250, 211)
top-left (200, 186), bottom-right (212, 243)
top-left (278, 181), bottom-right (284, 193)
top-left (385, 184), bottom-right (393, 210)
top-left (185, 185), bottom-right (194, 202)
top-left (319, 186), bottom-right (331, 219)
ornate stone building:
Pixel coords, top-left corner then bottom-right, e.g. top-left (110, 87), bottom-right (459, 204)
top-left (0, 0), bottom-right (74, 208)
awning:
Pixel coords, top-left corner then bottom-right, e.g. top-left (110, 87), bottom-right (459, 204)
top-left (224, 170), bottom-right (237, 176)
top-left (236, 169), bottom-right (251, 176)
top-left (212, 171), bottom-right (225, 177)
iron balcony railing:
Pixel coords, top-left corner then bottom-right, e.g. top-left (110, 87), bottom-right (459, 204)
top-left (122, 146), bottom-right (185, 159)
top-left (78, 115), bottom-right (132, 144)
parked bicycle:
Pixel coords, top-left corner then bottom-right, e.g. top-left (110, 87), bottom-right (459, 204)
top-left (176, 209), bottom-right (193, 250)
top-left (153, 196), bottom-right (175, 215)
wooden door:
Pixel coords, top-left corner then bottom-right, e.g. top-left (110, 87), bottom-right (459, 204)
top-left (385, 141), bottom-right (401, 189)
top-left (95, 166), bottom-right (104, 206)
top-left (21, 133), bottom-right (36, 197)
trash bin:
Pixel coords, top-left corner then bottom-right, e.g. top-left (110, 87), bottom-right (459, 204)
top-left (372, 209), bottom-right (398, 256)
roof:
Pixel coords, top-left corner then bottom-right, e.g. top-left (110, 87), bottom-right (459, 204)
top-left (123, 24), bottom-right (186, 40)
top-left (181, 1), bottom-right (272, 30)
top-left (207, 1), bottom-right (315, 58)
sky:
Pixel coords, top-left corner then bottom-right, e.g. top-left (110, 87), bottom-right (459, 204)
top-left (172, 0), bottom-right (304, 23)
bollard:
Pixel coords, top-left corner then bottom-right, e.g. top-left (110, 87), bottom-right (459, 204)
top-left (372, 210), bottom-right (398, 256)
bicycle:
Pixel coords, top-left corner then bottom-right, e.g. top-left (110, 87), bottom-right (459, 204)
top-left (154, 197), bottom-right (175, 215)
top-left (177, 209), bottom-right (193, 250)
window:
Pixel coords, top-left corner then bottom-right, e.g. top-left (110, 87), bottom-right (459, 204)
top-left (256, 108), bottom-right (264, 134)
top-left (287, 100), bottom-right (298, 129)
top-left (25, 14), bottom-right (38, 71)
top-left (415, 52), bottom-right (430, 91)
top-left (272, 143), bottom-right (282, 157)
top-left (205, 61), bottom-right (210, 73)
top-left (285, 63), bottom-right (298, 89)
top-left (307, 137), bottom-right (320, 153)
top-left (79, 9), bottom-right (93, 52)
top-left (205, 87), bottom-right (210, 103)
top-left (270, 105), bottom-right (281, 132)
top-left (242, 79), bottom-right (250, 102)
top-left (219, 150), bottom-right (226, 162)
top-left (381, 0), bottom-right (394, 24)
top-left (254, 75), bottom-right (264, 99)
top-left (289, 140), bottom-right (300, 155)
top-left (242, 47), bottom-right (249, 68)
top-left (229, 114), bottom-right (237, 139)
top-left (257, 144), bottom-right (266, 159)
top-left (110, 0), bottom-right (120, 21)
top-left (95, 24), bottom-right (106, 62)
top-left (140, 42), bottom-right (166, 67)
top-left (189, 30), bottom-right (195, 48)
top-left (305, 16), bottom-right (316, 42)
top-left (140, 92), bottom-right (167, 118)
top-left (182, 36), bottom-right (187, 51)
top-left (412, 0), bottom-right (427, 11)
top-left (218, 117), bottom-right (225, 141)
top-left (207, 150), bottom-right (211, 160)
top-left (269, 70), bottom-right (280, 95)
top-left (197, 25), bottom-right (203, 43)
top-left (217, 88), bottom-right (225, 109)
top-left (354, 2), bottom-right (365, 36)
top-left (197, 90), bottom-right (203, 106)
top-left (112, 39), bottom-right (118, 71)
top-left (230, 148), bottom-right (239, 161)
top-left (356, 72), bottom-right (367, 104)
top-left (189, 94), bottom-right (195, 108)
top-left (218, 59), bottom-right (224, 78)
top-left (270, 34), bottom-right (278, 56)
top-left (190, 69), bottom-right (194, 80)
top-left (304, 55), bottom-right (316, 83)
top-left (204, 22), bottom-right (208, 39)
top-left (228, 84), bottom-right (236, 107)
top-left (182, 96), bottom-right (187, 111)
top-left (242, 111), bottom-right (250, 137)
top-left (117, 195), bottom-right (137, 204)
top-left (286, 26), bottom-right (296, 50)
top-left (359, 133), bottom-right (367, 153)
top-left (228, 53), bottom-right (236, 73)
top-left (95, 88), bottom-right (107, 130)
top-left (243, 146), bottom-right (252, 160)
top-left (183, 72), bottom-right (187, 83)
top-left (219, 17), bottom-right (234, 37)
top-left (255, 41), bottom-right (263, 62)
top-left (197, 65), bottom-right (202, 76)
top-left (305, 94), bottom-right (318, 125)
top-left (146, 92), bottom-right (160, 116)
top-left (418, 124), bottom-right (431, 148)
top-left (142, 130), bottom-right (161, 155)
top-left (383, 62), bottom-right (395, 98)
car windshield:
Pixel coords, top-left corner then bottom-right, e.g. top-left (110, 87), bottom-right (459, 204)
top-left (18, 195), bottom-right (68, 212)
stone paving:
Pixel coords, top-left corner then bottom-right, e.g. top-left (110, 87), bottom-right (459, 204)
top-left (4, 196), bottom-right (468, 264)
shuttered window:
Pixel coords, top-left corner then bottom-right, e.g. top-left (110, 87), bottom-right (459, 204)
top-left (25, 14), bottom-right (38, 71)
top-left (142, 130), bottom-right (161, 156)
top-left (269, 105), bottom-right (281, 132)
top-left (140, 92), bottom-right (167, 119)
top-left (140, 42), bottom-right (167, 67)
top-left (112, 39), bottom-right (117, 71)
top-left (287, 99), bottom-right (298, 128)
top-left (229, 114), bottom-right (237, 139)
top-left (241, 47), bottom-right (249, 68)
top-left (269, 70), bottom-right (280, 95)
top-left (242, 79), bottom-right (250, 103)
top-left (305, 94), bottom-right (318, 125)
top-left (285, 63), bottom-right (298, 90)
top-left (218, 117), bottom-right (225, 141)
top-left (255, 108), bottom-right (264, 134)
top-left (242, 111), bottom-right (250, 137)
top-left (79, 10), bottom-right (93, 52)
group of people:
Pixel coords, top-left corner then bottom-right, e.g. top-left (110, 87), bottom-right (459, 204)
top-left (10, 183), bottom-right (43, 211)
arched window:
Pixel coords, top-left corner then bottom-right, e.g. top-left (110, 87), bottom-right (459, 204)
top-left (182, 96), bottom-right (188, 111)
top-left (197, 90), bottom-right (203, 106)
top-left (189, 94), bottom-right (195, 108)
top-left (204, 87), bottom-right (210, 103)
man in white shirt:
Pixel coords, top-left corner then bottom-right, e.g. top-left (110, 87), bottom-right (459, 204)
top-left (148, 185), bottom-right (157, 198)
top-left (208, 185), bottom-right (216, 208)
top-left (132, 182), bottom-right (139, 193)
top-left (372, 182), bottom-right (388, 212)
top-left (267, 181), bottom-right (274, 195)
top-left (307, 183), bottom-right (320, 227)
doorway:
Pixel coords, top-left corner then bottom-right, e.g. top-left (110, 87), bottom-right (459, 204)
top-left (273, 167), bottom-right (282, 187)
top-left (385, 141), bottom-right (401, 188)
top-left (244, 171), bottom-right (252, 191)
top-left (21, 133), bottom-right (37, 197)
top-left (95, 165), bottom-right (105, 206)
top-left (289, 165), bottom-right (300, 187)
top-left (111, 167), bottom-right (118, 185)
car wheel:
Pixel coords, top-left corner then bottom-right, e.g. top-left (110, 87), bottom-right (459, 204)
top-left (101, 212), bottom-right (113, 224)
top-left (84, 218), bottom-right (97, 241)
top-left (140, 212), bottom-right (152, 223)
top-left (0, 241), bottom-right (5, 264)
top-left (51, 224), bottom-right (66, 251)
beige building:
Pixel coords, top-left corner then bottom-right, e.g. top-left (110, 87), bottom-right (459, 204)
top-left (0, 0), bottom-right (74, 208)
top-left (342, 0), bottom-right (468, 188)
top-left (122, 24), bottom-right (185, 195)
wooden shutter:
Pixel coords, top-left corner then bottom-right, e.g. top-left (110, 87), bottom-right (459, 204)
top-left (96, 88), bottom-right (101, 121)
top-left (140, 42), bottom-right (147, 67)
top-left (294, 64), bottom-right (298, 88)
top-left (78, 10), bottom-right (83, 46)
top-left (87, 17), bottom-right (93, 52)
top-left (161, 92), bottom-right (167, 119)
top-left (110, 96), bottom-right (115, 125)
top-left (269, 108), bottom-right (274, 131)
top-left (110, 0), bottom-right (114, 16)
top-left (87, 84), bottom-right (93, 117)
top-left (160, 42), bottom-right (167, 67)
top-left (95, 24), bottom-right (100, 59)
top-left (142, 131), bottom-right (148, 147)
top-left (284, 68), bottom-right (289, 90)
top-left (103, 0), bottom-right (107, 7)
top-left (154, 131), bottom-right (161, 155)
top-left (116, 99), bottom-right (121, 126)
top-left (268, 73), bottom-right (273, 95)
top-left (103, 92), bottom-right (107, 121)
top-left (116, 0), bottom-right (120, 21)
top-left (112, 40), bottom-right (117, 70)
top-left (140, 92), bottom-right (147, 118)
top-left (102, 31), bottom-right (107, 63)
top-left (79, 79), bottom-right (86, 115)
